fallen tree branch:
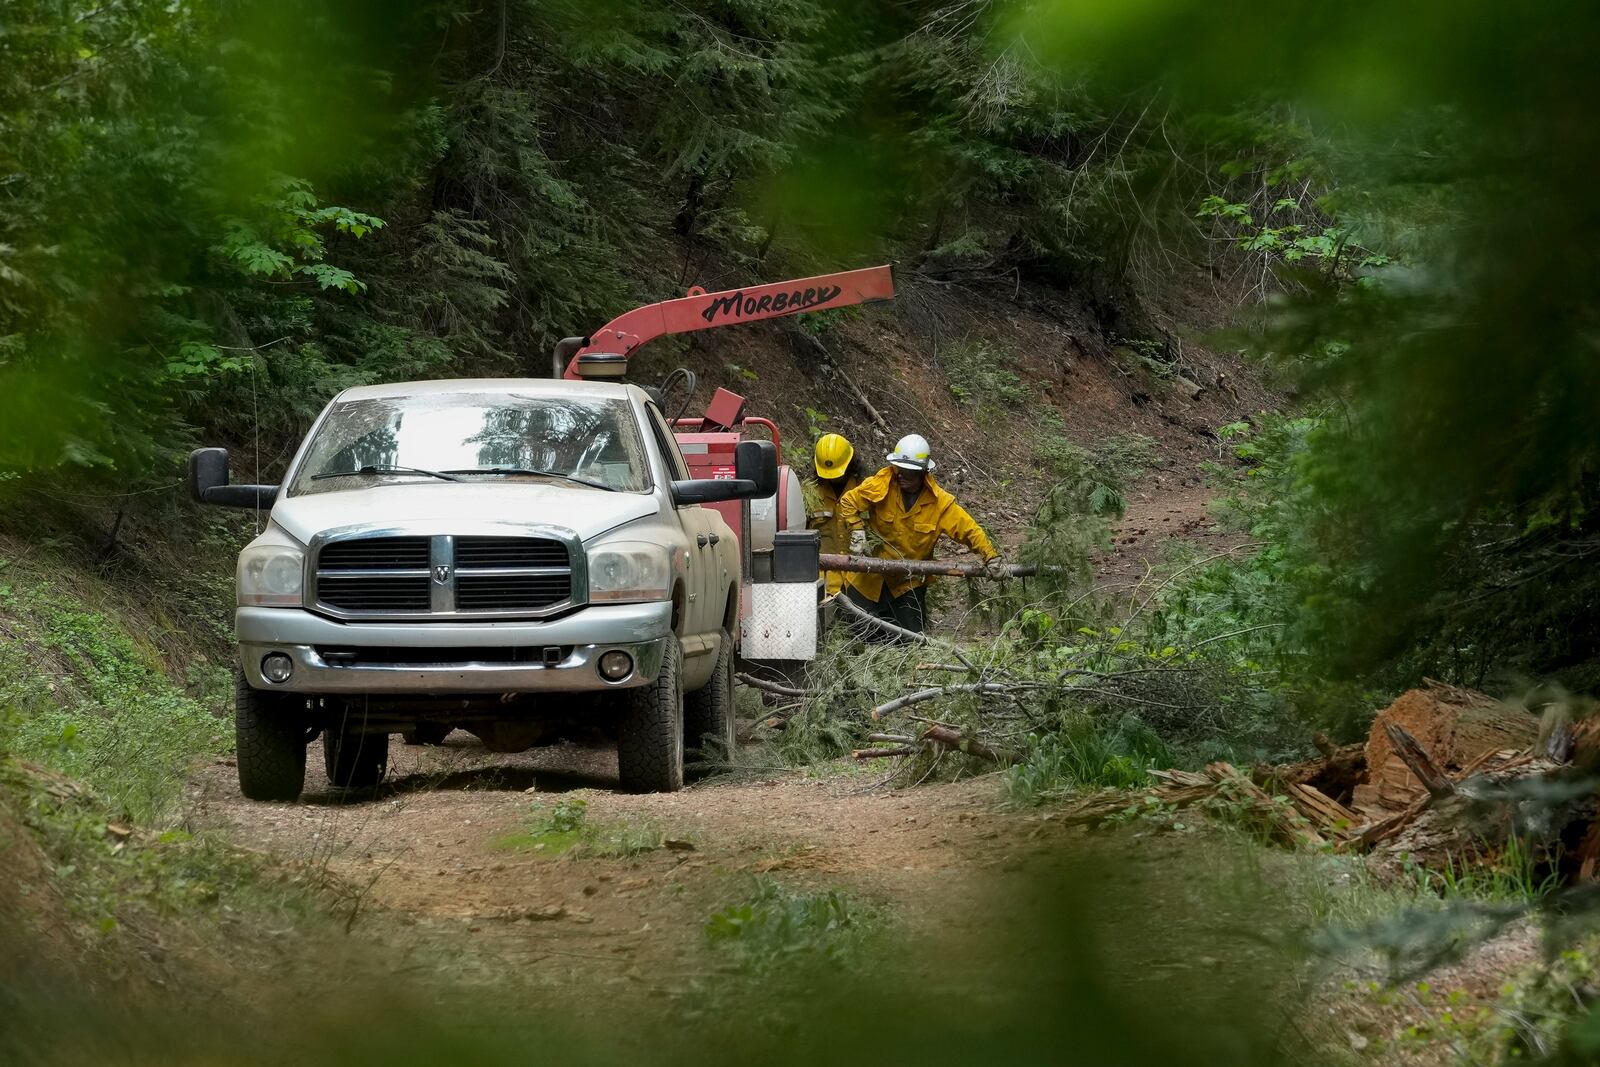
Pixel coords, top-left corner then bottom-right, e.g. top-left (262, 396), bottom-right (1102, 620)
top-left (852, 745), bottom-right (921, 760)
top-left (871, 682), bottom-right (1043, 721)
top-left (736, 673), bottom-right (814, 698)
top-left (834, 593), bottom-right (977, 670)
top-left (791, 328), bottom-right (890, 433)
top-left (921, 724), bottom-right (1021, 764)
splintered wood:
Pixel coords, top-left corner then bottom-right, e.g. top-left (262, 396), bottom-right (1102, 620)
top-left (1062, 685), bottom-right (1574, 872)
top-left (1352, 682), bottom-right (1535, 812)
top-left (1070, 761), bottom-right (1340, 849)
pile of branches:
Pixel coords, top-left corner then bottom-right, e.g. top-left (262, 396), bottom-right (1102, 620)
top-left (736, 587), bottom-right (1271, 777)
top-left (1061, 682), bottom-right (1600, 883)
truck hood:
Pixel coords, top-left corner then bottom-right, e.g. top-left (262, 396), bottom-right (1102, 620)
top-left (270, 482), bottom-right (660, 546)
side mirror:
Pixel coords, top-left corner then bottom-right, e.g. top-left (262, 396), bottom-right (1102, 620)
top-left (735, 439), bottom-right (779, 497)
top-left (187, 447), bottom-right (280, 509)
top-left (669, 440), bottom-right (779, 506)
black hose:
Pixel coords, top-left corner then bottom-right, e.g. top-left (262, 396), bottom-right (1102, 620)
top-left (656, 367), bottom-right (699, 425)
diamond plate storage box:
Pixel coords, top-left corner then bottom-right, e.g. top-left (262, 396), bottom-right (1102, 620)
top-left (741, 583), bottom-right (818, 660)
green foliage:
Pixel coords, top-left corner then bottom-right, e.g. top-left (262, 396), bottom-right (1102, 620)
top-left (1013, 1), bottom-right (1600, 689)
top-left (493, 794), bottom-right (666, 859)
top-left (1, 757), bottom-right (320, 941)
top-left (0, 580), bottom-right (229, 823)
top-left (1005, 714), bottom-right (1173, 805)
top-left (705, 877), bottom-right (873, 974)
top-left (936, 341), bottom-right (1028, 422)
top-left (0, 0), bottom-right (414, 475)
top-left (1016, 427), bottom-right (1154, 596)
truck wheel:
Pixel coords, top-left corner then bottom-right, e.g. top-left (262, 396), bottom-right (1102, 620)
top-left (235, 671), bottom-right (307, 802)
top-left (323, 727), bottom-right (389, 789)
top-left (617, 634), bottom-right (684, 794)
top-left (684, 629), bottom-right (736, 777)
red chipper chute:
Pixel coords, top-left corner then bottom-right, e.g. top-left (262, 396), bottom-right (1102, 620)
top-left (555, 265), bottom-right (895, 379)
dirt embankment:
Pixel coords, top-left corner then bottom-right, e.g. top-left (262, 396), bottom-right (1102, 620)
top-left (629, 264), bottom-right (1270, 564)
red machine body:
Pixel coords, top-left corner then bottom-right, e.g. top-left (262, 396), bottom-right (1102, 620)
top-left (560, 265), bottom-right (895, 659)
top-left (670, 406), bottom-right (787, 565)
top-left (561, 266), bottom-right (894, 379)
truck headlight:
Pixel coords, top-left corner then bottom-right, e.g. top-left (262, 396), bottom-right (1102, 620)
top-left (237, 544), bottom-right (305, 607)
top-left (587, 542), bottom-right (671, 603)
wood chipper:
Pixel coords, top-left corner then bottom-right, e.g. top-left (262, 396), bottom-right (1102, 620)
top-left (554, 265), bottom-right (897, 666)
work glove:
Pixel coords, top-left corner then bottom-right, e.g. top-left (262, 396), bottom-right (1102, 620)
top-left (849, 529), bottom-right (868, 556)
top-left (983, 556), bottom-right (1009, 580)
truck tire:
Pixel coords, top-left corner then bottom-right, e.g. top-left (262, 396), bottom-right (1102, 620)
top-left (323, 727), bottom-right (389, 789)
top-left (235, 671), bottom-right (307, 802)
top-left (617, 633), bottom-right (684, 794)
top-left (684, 629), bottom-right (735, 777)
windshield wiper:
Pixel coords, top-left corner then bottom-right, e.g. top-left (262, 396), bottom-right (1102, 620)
top-left (444, 467), bottom-right (618, 492)
top-left (311, 465), bottom-right (464, 483)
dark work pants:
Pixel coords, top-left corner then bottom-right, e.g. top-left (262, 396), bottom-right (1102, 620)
top-left (845, 584), bottom-right (928, 639)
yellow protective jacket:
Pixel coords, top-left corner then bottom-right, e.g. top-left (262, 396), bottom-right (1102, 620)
top-left (807, 475), bottom-right (862, 597)
top-left (836, 467), bottom-right (997, 601)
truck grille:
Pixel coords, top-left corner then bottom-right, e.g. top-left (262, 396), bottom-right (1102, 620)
top-left (313, 533), bottom-right (575, 619)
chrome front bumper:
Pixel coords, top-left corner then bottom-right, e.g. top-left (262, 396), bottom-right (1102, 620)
top-left (236, 602), bottom-right (670, 694)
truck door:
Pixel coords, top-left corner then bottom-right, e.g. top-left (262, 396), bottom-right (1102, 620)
top-left (644, 403), bottom-right (715, 638)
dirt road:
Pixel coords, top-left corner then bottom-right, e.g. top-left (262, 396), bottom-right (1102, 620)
top-left (189, 736), bottom-right (1056, 993)
top-left (186, 731), bottom-right (1304, 1044)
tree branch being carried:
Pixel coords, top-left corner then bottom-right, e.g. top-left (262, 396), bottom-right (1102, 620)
top-left (819, 553), bottom-right (1042, 578)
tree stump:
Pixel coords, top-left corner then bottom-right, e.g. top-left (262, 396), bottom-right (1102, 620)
top-left (1351, 684), bottom-right (1537, 815)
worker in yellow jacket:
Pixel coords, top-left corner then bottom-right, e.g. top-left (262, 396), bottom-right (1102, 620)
top-left (837, 433), bottom-right (1005, 634)
top-left (807, 433), bottom-right (865, 596)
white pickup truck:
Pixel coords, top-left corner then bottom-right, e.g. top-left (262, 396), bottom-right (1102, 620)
top-left (190, 377), bottom-right (777, 800)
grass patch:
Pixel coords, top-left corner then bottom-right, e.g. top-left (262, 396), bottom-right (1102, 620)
top-left (1005, 714), bottom-right (1174, 806)
top-left (1, 755), bottom-right (324, 943)
top-left (493, 795), bottom-right (668, 859)
top-left (704, 876), bottom-right (876, 974)
top-left (0, 577), bottom-right (230, 824)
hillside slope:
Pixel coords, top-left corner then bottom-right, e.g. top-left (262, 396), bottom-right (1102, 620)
top-left (618, 258), bottom-right (1269, 573)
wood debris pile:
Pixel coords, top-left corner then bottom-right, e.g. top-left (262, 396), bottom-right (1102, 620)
top-left (1062, 681), bottom-right (1600, 878)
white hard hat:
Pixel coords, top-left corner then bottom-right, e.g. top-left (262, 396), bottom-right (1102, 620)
top-left (887, 433), bottom-right (936, 472)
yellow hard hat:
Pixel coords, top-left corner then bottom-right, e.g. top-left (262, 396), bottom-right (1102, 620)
top-left (814, 433), bottom-right (854, 479)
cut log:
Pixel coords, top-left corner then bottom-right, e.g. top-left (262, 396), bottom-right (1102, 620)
top-left (1351, 686), bottom-right (1537, 814)
top-left (1576, 819), bottom-right (1600, 883)
top-left (920, 724), bottom-right (1021, 764)
top-left (1571, 718), bottom-right (1600, 769)
top-left (1367, 753), bottom-right (1583, 874)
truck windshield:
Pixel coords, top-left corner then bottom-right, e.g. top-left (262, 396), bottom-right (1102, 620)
top-left (291, 393), bottom-right (650, 495)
